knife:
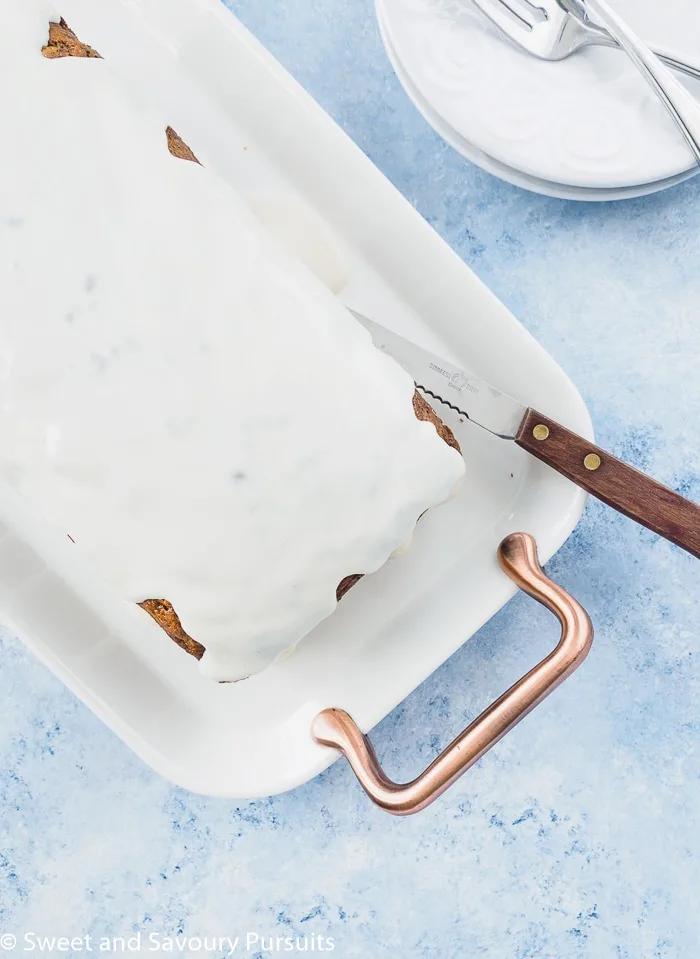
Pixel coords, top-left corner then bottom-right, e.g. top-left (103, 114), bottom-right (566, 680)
top-left (352, 310), bottom-right (700, 559)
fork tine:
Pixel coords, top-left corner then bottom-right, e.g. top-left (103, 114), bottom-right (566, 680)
top-left (470, 0), bottom-right (534, 35)
top-left (518, 0), bottom-right (548, 22)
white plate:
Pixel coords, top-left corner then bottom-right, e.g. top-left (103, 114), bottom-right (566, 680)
top-left (378, 0), bottom-right (700, 196)
top-left (377, 1), bottom-right (700, 200)
top-left (0, 0), bottom-right (590, 798)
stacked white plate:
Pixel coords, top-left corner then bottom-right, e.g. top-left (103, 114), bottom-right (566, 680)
top-left (377, 0), bottom-right (700, 199)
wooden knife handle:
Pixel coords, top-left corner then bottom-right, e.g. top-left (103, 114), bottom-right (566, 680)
top-left (516, 409), bottom-right (700, 559)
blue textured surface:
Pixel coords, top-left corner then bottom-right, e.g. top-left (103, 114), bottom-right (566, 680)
top-left (2, 1), bottom-right (700, 956)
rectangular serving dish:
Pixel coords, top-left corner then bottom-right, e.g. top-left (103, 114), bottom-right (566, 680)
top-left (0, 0), bottom-right (592, 797)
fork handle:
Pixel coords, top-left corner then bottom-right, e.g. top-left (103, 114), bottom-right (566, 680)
top-left (652, 47), bottom-right (700, 85)
top-left (585, 0), bottom-right (700, 164)
top-left (516, 409), bottom-right (700, 559)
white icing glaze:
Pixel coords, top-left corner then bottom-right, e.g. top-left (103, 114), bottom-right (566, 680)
top-left (244, 191), bottom-right (350, 296)
top-left (0, 2), bottom-right (465, 681)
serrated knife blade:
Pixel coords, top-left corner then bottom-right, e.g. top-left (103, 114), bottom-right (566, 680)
top-left (350, 308), bottom-right (700, 560)
top-left (351, 310), bottom-right (525, 440)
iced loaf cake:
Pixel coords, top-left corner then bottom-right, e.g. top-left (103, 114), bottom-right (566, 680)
top-left (0, 3), bottom-right (465, 681)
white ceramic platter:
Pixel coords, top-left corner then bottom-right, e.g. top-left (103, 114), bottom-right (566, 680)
top-left (0, 0), bottom-right (590, 797)
top-left (378, 0), bottom-right (700, 198)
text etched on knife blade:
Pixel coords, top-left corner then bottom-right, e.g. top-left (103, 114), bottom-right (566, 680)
top-left (429, 362), bottom-right (479, 395)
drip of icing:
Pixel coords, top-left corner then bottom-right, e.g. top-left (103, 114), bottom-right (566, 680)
top-left (0, 3), bottom-right (465, 681)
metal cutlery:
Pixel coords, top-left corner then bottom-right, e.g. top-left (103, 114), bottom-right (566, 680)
top-left (313, 310), bottom-right (698, 815)
top-left (353, 310), bottom-right (700, 559)
top-left (470, 0), bottom-right (700, 164)
top-left (312, 310), bottom-right (603, 816)
top-left (311, 310), bottom-right (700, 816)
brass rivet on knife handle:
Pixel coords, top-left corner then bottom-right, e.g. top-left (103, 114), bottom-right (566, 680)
top-left (515, 408), bottom-right (700, 559)
top-left (533, 424), bottom-right (550, 441)
top-left (311, 532), bottom-right (593, 816)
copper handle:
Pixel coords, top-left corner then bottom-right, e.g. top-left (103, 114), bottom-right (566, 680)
top-left (311, 532), bottom-right (594, 816)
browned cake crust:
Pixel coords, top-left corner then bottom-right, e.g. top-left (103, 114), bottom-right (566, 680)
top-left (42, 19), bottom-right (102, 59)
top-left (138, 599), bottom-right (206, 661)
top-left (166, 127), bottom-right (201, 165)
top-left (412, 390), bottom-right (460, 452)
top-left (43, 18), bottom-right (461, 665)
top-left (335, 573), bottom-right (363, 602)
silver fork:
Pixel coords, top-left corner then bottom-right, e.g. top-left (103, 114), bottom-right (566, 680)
top-left (471, 0), bottom-right (700, 164)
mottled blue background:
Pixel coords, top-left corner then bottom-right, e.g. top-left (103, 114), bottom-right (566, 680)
top-left (2, 1), bottom-right (700, 956)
